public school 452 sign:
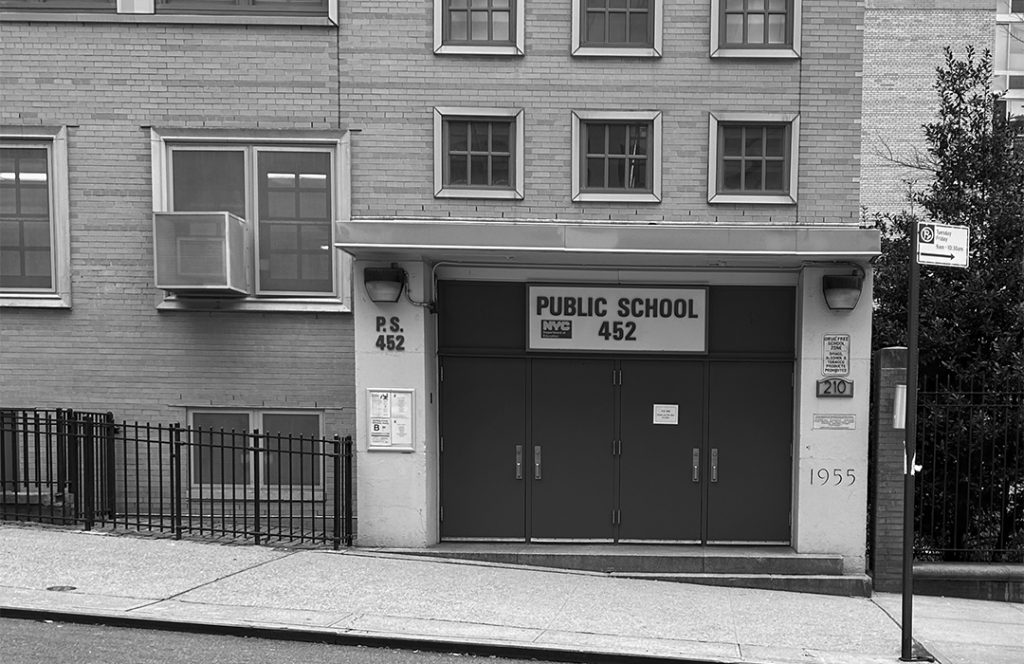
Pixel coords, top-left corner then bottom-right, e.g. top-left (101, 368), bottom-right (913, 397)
top-left (527, 285), bottom-right (708, 353)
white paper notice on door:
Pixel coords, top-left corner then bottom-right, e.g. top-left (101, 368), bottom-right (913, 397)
top-left (367, 388), bottom-right (415, 451)
top-left (653, 404), bottom-right (679, 425)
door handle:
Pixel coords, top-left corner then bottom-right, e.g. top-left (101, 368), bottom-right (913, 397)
top-left (711, 448), bottom-right (719, 483)
top-left (534, 445), bottom-right (542, 480)
top-left (692, 448), bottom-right (700, 482)
top-left (515, 445), bottom-right (523, 480)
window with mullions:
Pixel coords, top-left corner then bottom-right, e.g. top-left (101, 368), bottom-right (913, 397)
top-left (708, 113), bottom-right (798, 204)
top-left (1, 128), bottom-right (71, 308)
top-left (434, 0), bottom-right (524, 55)
top-left (0, 148), bottom-right (52, 291)
top-left (573, 0), bottom-right (662, 56)
top-left (719, 124), bottom-right (788, 193)
top-left (444, 120), bottom-right (513, 189)
top-left (583, 0), bottom-right (652, 47)
top-left (257, 152), bottom-right (332, 294)
top-left (434, 108), bottom-right (524, 199)
top-left (584, 122), bottom-right (651, 191)
top-left (445, 0), bottom-right (513, 43)
top-left (571, 111), bottom-right (662, 202)
top-left (190, 411), bottom-right (323, 490)
top-left (723, 0), bottom-right (789, 46)
top-left (165, 143), bottom-right (338, 298)
top-left (711, 0), bottom-right (800, 58)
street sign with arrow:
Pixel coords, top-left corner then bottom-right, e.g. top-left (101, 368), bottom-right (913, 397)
top-left (899, 220), bottom-right (972, 662)
top-left (916, 223), bottom-right (970, 268)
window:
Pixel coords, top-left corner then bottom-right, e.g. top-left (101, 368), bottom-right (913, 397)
top-left (434, 0), bottom-right (525, 55)
top-left (995, 6), bottom-right (1024, 96)
top-left (0, 127), bottom-right (71, 308)
top-left (433, 107), bottom-right (524, 199)
top-left (190, 410), bottom-right (323, 491)
top-left (151, 129), bottom-right (351, 311)
top-left (571, 110), bottom-right (662, 203)
top-left (710, 0), bottom-right (801, 59)
top-left (707, 112), bottom-right (799, 204)
top-left (572, 0), bottom-right (663, 57)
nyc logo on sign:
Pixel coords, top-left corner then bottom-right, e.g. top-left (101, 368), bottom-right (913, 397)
top-left (541, 319), bottom-right (573, 339)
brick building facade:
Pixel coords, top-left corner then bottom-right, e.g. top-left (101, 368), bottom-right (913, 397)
top-left (1, 7), bottom-right (354, 437)
top-left (861, 0), bottom-right (1001, 216)
top-left (3, 1), bottom-right (881, 585)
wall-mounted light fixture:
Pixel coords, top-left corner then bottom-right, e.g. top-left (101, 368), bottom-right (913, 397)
top-left (822, 266), bottom-right (865, 311)
top-left (363, 266), bottom-right (405, 303)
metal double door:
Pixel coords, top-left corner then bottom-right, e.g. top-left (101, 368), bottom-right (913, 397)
top-left (439, 356), bottom-right (792, 543)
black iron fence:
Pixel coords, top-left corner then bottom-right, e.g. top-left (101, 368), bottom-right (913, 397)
top-left (1, 409), bottom-right (354, 549)
top-left (915, 378), bottom-right (1024, 562)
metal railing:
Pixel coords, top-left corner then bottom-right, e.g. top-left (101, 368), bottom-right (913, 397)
top-left (1, 409), bottom-right (354, 549)
top-left (915, 377), bottom-right (1024, 562)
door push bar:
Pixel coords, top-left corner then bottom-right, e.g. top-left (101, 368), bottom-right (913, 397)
top-left (515, 445), bottom-right (523, 480)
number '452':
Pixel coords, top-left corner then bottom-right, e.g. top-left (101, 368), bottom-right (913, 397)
top-left (375, 334), bottom-right (405, 351)
top-left (598, 321), bottom-right (637, 341)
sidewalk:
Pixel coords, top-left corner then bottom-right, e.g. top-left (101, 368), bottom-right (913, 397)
top-left (1, 525), bottom-right (1021, 664)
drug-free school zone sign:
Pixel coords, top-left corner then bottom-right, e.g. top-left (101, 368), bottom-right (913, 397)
top-left (528, 285), bottom-right (708, 353)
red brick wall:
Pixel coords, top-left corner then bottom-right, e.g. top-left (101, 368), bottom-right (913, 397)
top-left (340, 0), bottom-right (863, 226)
top-left (0, 19), bottom-right (353, 436)
top-left (862, 3), bottom-right (995, 215)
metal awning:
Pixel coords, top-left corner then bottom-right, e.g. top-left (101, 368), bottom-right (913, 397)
top-left (336, 219), bottom-right (880, 269)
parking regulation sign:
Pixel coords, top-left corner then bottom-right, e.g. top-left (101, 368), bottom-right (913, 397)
top-left (917, 223), bottom-right (970, 268)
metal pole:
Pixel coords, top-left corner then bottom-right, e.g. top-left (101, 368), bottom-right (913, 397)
top-left (82, 415), bottom-right (95, 532)
top-left (902, 220), bottom-right (921, 661)
top-left (332, 435), bottom-right (342, 551)
top-left (171, 423), bottom-right (182, 540)
top-left (252, 429), bottom-right (261, 546)
top-left (344, 435), bottom-right (354, 547)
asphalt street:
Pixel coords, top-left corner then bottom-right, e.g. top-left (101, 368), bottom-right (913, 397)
top-left (0, 617), bottom-right (550, 664)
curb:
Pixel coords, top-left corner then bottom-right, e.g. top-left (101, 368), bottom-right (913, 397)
top-left (0, 606), bottom-right (735, 664)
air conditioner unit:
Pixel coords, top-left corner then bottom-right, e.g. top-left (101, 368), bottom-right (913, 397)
top-left (153, 212), bottom-right (249, 296)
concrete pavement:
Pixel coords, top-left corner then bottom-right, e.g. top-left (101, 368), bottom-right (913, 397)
top-left (1, 525), bottom-right (1021, 664)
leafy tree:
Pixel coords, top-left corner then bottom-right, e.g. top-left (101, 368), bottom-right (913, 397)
top-left (869, 47), bottom-right (1024, 562)
top-left (871, 46), bottom-right (1023, 385)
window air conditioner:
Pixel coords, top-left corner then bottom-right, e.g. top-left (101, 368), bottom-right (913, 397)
top-left (153, 212), bottom-right (250, 296)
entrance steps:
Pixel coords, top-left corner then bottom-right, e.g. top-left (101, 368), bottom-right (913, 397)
top-left (379, 543), bottom-right (872, 597)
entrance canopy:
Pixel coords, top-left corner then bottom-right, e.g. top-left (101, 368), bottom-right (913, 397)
top-left (336, 219), bottom-right (880, 268)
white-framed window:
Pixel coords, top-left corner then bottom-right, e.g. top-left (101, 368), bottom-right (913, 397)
top-left (433, 0), bottom-right (525, 56)
top-left (996, 3), bottom-right (1024, 99)
top-left (571, 0), bottom-right (663, 58)
top-left (571, 110), bottom-right (662, 203)
top-left (189, 409), bottom-right (324, 495)
top-left (707, 112), bottom-right (799, 205)
top-left (0, 126), bottom-right (71, 309)
top-left (150, 128), bottom-right (351, 312)
top-left (710, 0), bottom-right (801, 59)
top-left (433, 107), bottom-right (525, 200)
